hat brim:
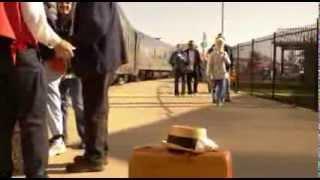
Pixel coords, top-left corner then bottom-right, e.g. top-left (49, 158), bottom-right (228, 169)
top-left (216, 37), bottom-right (225, 42)
top-left (161, 140), bottom-right (204, 154)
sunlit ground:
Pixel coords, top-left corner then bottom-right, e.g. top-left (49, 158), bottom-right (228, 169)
top-left (43, 79), bottom-right (318, 178)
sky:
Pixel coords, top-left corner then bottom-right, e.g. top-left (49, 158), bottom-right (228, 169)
top-left (119, 2), bottom-right (318, 48)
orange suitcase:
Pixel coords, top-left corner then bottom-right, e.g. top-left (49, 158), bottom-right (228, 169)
top-left (129, 146), bottom-right (232, 178)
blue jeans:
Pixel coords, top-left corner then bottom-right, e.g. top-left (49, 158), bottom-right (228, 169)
top-left (44, 63), bottom-right (64, 143)
top-left (212, 79), bottom-right (226, 103)
top-left (59, 77), bottom-right (85, 142)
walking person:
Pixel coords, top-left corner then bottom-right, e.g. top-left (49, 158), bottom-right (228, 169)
top-left (207, 35), bottom-right (231, 107)
top-left (184, 40), bottom-right (202, 95)
top-left (40, 2), bottom-right (76, 157)
top-left (169, 44), bottom-right (188, 96)
top-left (224, 43), bottom-right (233, 102)
top-left (207, 34), bottom-right (232, 102)
top-left (0, 2), bottom-right (74, 178)
top-left (65, 2), bottom-right (128, 172)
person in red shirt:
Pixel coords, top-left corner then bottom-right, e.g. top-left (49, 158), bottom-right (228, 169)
top-left (0, 2), bottom-right (15, 72)
top-left (0, 2), bottom-right (75, 178)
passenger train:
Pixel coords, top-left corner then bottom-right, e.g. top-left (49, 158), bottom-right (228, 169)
top-left (115, 6), bottom-right (174, 84)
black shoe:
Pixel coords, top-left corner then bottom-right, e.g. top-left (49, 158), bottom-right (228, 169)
top-left (25, 173), bottom-right (48, 178)
top-left (74, 155), bottom-right (108, 165)
top-left (28, 175), bottom-right (48, 178)
top-left (66, 159), bottom-right (104, 173)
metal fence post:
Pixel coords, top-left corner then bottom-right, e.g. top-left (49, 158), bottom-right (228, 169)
top-left (237, 44), bottom-right (240, 92)
top-left (250, 39), bottom-right (255, 95)
top-left (316, 18), bottom-right (319, 111)
top-left (272, 33), bottom-right (277, 99)
top-left (280, 48), bottom-right (284, 75)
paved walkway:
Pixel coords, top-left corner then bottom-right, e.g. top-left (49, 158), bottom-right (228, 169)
top-left (48, 79), bottom-right (317, 178)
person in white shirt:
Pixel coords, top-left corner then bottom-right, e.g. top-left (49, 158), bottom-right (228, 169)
top-left (207, 35), bottom-right (231, 107)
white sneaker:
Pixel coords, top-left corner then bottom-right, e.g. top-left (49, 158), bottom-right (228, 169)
top-left (49, 141), bottom-right (66, 157)
top-left (218, 102), bottom-right (224, 107)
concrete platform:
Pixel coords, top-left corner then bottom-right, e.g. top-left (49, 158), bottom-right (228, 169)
top-left (48, 79), bottom-right (317, 178)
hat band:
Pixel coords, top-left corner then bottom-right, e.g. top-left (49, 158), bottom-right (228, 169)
top-left (167, 135), bottom-right (197, 150)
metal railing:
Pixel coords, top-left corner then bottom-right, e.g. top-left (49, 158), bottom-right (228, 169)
top-left (232, 19), bottom-right (318, 111)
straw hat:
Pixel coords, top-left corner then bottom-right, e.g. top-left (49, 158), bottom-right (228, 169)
top-left (162, 125), bottom-right (219, 153)
top-left (216, 33), bottom-right (226, 41)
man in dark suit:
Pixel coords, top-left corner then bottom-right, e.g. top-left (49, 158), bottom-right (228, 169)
top-left (184, 40), bottom-right (202, 94)
top-left (66, 2), bottom-right (127, 172)
top-left (169, 44), bottom-right (188, 96)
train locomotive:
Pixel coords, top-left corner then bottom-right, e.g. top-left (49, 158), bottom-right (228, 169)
top-left (115, 6), bottom-right (174, 84)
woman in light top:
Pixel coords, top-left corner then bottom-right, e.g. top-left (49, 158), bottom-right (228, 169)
top-left (206, 34), bottom-right (231, 106)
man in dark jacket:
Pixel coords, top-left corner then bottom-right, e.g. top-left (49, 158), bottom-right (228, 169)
top-left (66, 2), bottom-right (127, 173)
top-left (169, 44), bottom-right (188, 96)
top-left (184, 40), bottom-right (202, 94)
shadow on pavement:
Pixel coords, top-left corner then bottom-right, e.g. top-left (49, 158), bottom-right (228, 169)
top-left (106, 93), bottom-right (316, 177)
top-left (48, 81), bottom-right (317, 177)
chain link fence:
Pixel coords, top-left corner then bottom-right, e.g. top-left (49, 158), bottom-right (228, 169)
top-left (232, 20), bottom-right (318, 111)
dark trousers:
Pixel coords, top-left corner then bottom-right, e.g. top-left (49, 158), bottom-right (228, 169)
top-left (225, 78), bottom-right (231, 101)
top-left (80, 72), bottom-right (114, 164)
top-left (0, 47), bottom-right (48, 178)
top-left (174, 71), bottom-right (186, 95)
top-left (186, 71), bottom-right (198, 94)
top-left (60, 77), bottom-right (85, 143)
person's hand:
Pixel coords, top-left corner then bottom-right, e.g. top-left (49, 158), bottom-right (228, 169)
top-left (54, 39), bottom-right (76, 61)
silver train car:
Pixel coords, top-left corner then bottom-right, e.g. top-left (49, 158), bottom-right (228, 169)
top-left (115, 6), bottom-right (174, 84)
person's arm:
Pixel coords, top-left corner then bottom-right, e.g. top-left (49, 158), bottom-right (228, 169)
top-left (21, 2), bottom-right (62, 48)
top-left (183, 50), bottom-right (189, 65)
top-left (196, 50), bottom-right (201, 66)
top-left (74, 2), bottom-right (114, 46)
top-left (224, 52), bottom-right (231, 65)
top-left (169, 52), bottom-right (175, 66)
top-left (206, 53), bottom-right (212, 78)
top-left (21, 2), bottom-right (75, 60)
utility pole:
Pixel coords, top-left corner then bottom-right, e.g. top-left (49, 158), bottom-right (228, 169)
top-left (221, 2), bottom-right (224, 35)
top-left (201, 32), bottom-right (208, 58)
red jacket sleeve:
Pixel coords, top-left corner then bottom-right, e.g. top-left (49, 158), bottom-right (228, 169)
top-left (0, 2), bottom-right (15, 40)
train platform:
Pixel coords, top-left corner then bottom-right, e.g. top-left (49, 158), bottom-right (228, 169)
top-left (47, 79), bottom-right (317, 178)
